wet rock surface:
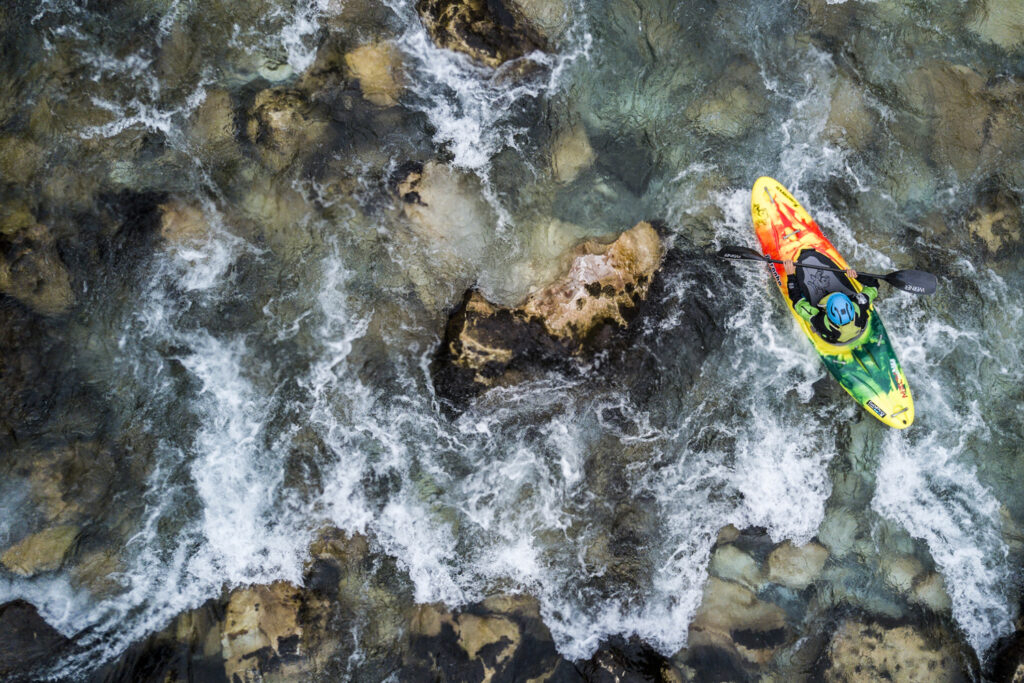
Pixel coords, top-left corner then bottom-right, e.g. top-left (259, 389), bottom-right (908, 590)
top-left (416, 0), bottom-right (548, 68)
top-left (432, 221), bottom-right (664, 404)
top-left (0, 600), bottom-right (73, 682)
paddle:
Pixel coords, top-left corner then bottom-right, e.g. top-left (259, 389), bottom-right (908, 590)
top-left (717, 245), bottom-right (937, 295)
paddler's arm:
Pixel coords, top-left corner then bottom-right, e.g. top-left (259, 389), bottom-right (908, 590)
top-left (846, 268), bottom-right (880, 306)
top-left (784, 260), bottom-right (819, 321)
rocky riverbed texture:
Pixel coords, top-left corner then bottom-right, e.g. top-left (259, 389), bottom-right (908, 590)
top-left (2, 0), bottom-right (1024, 679)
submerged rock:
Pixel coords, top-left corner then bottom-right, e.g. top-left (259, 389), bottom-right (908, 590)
top-left (766, 540), bottom-right (829, 590)
top-left (0, 220), bottom-right (74, 316)
top-left (685, 58), bottom-right (769, 139)
top-left (551, 121), bottom-right (596, 184)
top-left (344, 42), bottom-right (406, 107)
top-left (432, 221), bottom-right (663, 402)
top-left (158, 199), bottom-right (211, 247)
top-left (0, 525), bottom-right (79, 577)
top-left (246, 89), bottom-right (331, 173)
top-left (966, 186), bottom-right (1022, 255)
top-left (821, 620), bottom-right (969, 682)
top-left (415, 0), bottom-right (547, 68)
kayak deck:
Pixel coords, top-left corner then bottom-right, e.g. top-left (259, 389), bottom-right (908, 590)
top-left (751, 176), bottom-right (914, 428)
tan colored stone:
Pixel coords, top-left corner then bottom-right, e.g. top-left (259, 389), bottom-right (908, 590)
top-left (415, 0), bottom-right (546, 68)
top-left (880, 554), bottom-right (923, 594)
top-left (686, 59), bottom-right (768, 138)
top-left (70, 549), bottom-right (123, 597)
top-left (969, 0), bottom-right (1024, 51)
top-left (824, 621), bottom-right (962, 682)
top-left (1, 525), bottom-right (79, 576)
top-left (766, 541), bottom-right (828, 590)
top-left (508, 0), bottom-right (571, 39)
top-left (967, 190), bottom-right (1021, 253)
top-left (410, 603), bottom-right (453, 637)
top-left (190, 89), bottom-right (236, 156)
top-left (551, 122), bottom-right (595, 183)
top-left (159, 200), bottom-right (210, 246)
top-left (344, 42), bottom-right (405, 107)
top-left (689, 577), bottom-right (788, 666)
top-left (457, 613), bottom-right (519, 660)
top-left (0, 135), bottom-right (44, 185)
top-left (709, 544), bottom-right (764, 592)
top-left (521, 221), bottom-right (662, 339)
top-left (221, 581), bottom-right (303, 681)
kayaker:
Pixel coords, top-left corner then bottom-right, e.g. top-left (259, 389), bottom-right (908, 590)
top-left (783, 256), bottom-right (879, 345)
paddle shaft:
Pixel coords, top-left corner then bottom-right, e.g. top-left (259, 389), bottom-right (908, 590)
top-left (757, 255), bottom-right (884, 281)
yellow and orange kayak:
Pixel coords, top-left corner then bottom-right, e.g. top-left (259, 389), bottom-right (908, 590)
top-left (751, 176), bottom-right (914, 428)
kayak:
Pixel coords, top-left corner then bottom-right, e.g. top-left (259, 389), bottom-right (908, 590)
top-left (750, 176), bottom-right (914, 428)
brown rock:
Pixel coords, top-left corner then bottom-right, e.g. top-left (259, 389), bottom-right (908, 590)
top-left (521, 221), bottom-right (662, 340)
top-left (345, 42), bottom-right (405, 107)
top-left (686, 58), bottom-right (769, 138)
top-left (1, 525), bottom-right (80, 576)
top-left (159, 199), bottom-right (210, 246)
top-left (0, 221), bottom-right (74, 316)
top-left (823, 620), bottom-right (967, 682)
top-left (825, 77), bottom-right (877, 151)
top-left (221, 581), bottom-right (306, 681)
top-left (246, 89), bottom-right (330, 172)
top-left (190, 89), bottom-right (237, 158)
top-left (966, 187), bottom-right (1021, 254)
top-left (415, 0), bottom-right (546, 68)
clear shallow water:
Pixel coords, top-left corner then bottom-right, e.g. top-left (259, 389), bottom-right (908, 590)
top-left (0, 0), bottom-right (1022, 677)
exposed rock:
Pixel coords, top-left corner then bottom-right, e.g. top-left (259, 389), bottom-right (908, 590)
top-left (825, 76), bottom-right (877, 151)
top-left (687, 577), bottom-right (789, 668)
top-left (766, 541), bottom-right (829, 590)
top-left (344, 42), bottom-right (405, 107)
top-left (415, 0), bottom-right (546, 68)
top-left (686, 58), bottom-right (769, 138)
top-left (507, 0), bottom-right (571, 40)
top-left (582, 636), bottom-right (683, 682)
top-left (817, 507), bottom-right (860, 559)
top-left (968, 0), bottom-right (1024, 52)
top-left (246, 89), bottom-right (330, 173)
top-left (551, 121), bottom-right (596, 183)
top-left (709, 544), bottom-right (764, 592)
top-left (222, 581), bottom-right (308, 681)
top-left (520, 221), bottom-right (662, 339)
top-left (69, 549), bottom-right (124, 597)
top-left (1, 525), bottom-right (79, 576)
top-left (432, 222), bottom-right (663, 402)
top-left (0, 221), bottom-right (74, 316)
top-left (158, 199), bottom-right (210, 246)
top-left (822, 620), bottom-right (968, 682)
top-left (0, 600), bottom-right (73, 680)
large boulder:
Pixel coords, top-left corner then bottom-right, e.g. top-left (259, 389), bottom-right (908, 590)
top-left (685, 58), bottom-right (769, 138)
top-left (432, 221), bottom-right (663, 403)
top-left (1, 525), bottom-right (80, 577)
top-left (221, 582), bottom-right (308, 681)
top-left (821, 620), bottom-right (970, 682)
top-left (686, 577), bottom-right (790, 669)
top-left (415, 0), bottom-right (547, 68)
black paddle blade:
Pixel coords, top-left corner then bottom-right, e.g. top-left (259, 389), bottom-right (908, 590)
top-left (717, 245), bottom-right (767, 262)
top-left (882, 269), bottom-right (938, 295)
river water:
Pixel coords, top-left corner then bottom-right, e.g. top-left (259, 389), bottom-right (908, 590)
top-left (1, 0), bottom-right (1022, 679)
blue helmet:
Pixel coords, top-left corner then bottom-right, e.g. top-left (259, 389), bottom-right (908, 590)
top-left (825, 292), bottom-right (857, 326)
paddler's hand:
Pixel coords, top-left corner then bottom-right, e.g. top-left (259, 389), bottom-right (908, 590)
top-left (845, 267), bottom-right (857, 280)
top-left (783, 260), bottom-right (795, 275)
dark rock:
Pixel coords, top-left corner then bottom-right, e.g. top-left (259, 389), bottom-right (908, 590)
top-left (581, 635), bottom-right (683, 682)
top-left (0, 600), bottom-right (72, 681)
top-left (415, 0), bottom-right (547, 68)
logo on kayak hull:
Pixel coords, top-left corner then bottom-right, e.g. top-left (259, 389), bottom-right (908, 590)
top-left (866, 400), bottom-right (886, 418)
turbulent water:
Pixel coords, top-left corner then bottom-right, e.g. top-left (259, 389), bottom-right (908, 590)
top-left (1, 0), bottom-right (1023, 679)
